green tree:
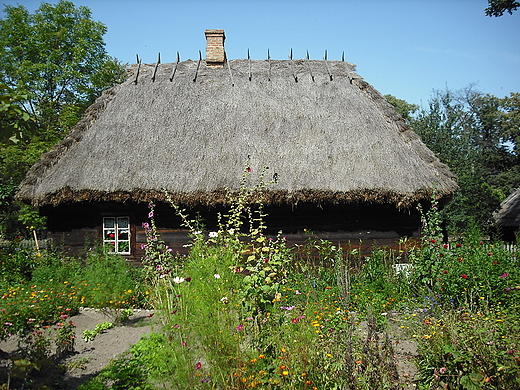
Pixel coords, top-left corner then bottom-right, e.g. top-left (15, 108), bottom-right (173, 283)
top-left (0, 84), bottom-right (37, 144)
top-left (0, 1), bottom-right (126, 239)
top-left (384, 94), bottom-right (419, 123)
top-left (387, 88), bottom-right (520, 233)
top-left (0, 0), bottom-right (126, 138)
top-left (485, 0), bottom-right (519, 16)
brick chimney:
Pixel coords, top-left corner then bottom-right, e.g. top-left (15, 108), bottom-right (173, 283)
top-left (205, 29), bottom-right (226, 68)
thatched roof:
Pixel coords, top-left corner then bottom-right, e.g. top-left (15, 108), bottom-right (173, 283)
top-left (494, 188), bottom-right (520, 227)
top-left (17, 58), bottom-right (458, 209)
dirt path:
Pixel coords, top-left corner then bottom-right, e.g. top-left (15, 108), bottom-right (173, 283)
top-left (0, 308), bottom-right (157, 389)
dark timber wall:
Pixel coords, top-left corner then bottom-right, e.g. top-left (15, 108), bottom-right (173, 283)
top-left (41, 201), bottom-right (420, 260)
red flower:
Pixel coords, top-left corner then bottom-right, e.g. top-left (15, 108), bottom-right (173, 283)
top-left (456, 243), bottom-right (462, 248)
top-left (443, 244), bottom-right (449, 249)
top-left (431, 239), bottom-right (436, 244)
top-left (461, 274), bottom-right (468, 279)
top-left (443, 270), bottom-right (448, 274)
top-left (493, 261), bottom-right (498, 265)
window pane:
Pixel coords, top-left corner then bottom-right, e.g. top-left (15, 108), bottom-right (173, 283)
top-left (104, 217), bottom-right (115, 229)
top-left (104, 230), bottom-right (115, 240)
top-left (118, 231), bottom-right (129, 240)
top-left (118, 241), bottom-right (130, 253)
top-left (104, 241), bottom-right (116, 252)
top-left (117, 217), bottom-right (129, 229)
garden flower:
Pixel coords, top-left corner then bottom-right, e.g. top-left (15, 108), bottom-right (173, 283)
top-left (196, 362), bottom-right (202, 370)
top-left (209, 231), bottom-right (218, 238)
top-left (214, 274), bottom-right (221, 279)
top-left (439, 367), bottom-right (447, 374)
top-left (220, 296), bottom-right (229, 304)
top-left (173, 277), bottom-right (185, 283)
top-left (461, 274), bottom-right (468, 279)
top-left (237, 324), bottom-right (244, 331)
top-left (281, 305), bottom-right (295, 310)
top-left (500, 272), bottom-right (508, 278)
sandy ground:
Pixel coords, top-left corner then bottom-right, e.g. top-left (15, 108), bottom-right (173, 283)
top-left (0, 308), bottom-right (157, 389)
top-left (1, 309), bottom-right (418, 389)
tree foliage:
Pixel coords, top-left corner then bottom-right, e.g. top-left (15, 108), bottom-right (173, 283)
top-left (485, 0), bottom-right (519, 16)
top-left (0, 0), bottom-right (126, 137)
top-left (0, 84), bottom-right (37, 144)
top-left (0, 1), bottom-right (127, 238)
top-left (387, 88), bottom-right (520, 234)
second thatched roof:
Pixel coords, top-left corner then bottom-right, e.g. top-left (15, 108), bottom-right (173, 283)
top-left (17, 58), bottom-right (458, 209)
top-left (495, 188), bottom-right (520, 227)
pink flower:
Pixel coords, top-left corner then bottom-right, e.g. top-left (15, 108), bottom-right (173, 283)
top-left (237, 324), bottom-right (244, 331)
top-left (196, 362), bottom-right (202, 370)
top-left (500, 272), bottom-right (508, 278)
top-left (439, 367), bottom-right (447, 374)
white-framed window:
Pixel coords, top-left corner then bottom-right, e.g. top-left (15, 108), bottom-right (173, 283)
top-left (103, 217), bottom-right (131, 254)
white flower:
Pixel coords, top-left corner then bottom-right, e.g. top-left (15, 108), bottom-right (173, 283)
top-left (193, 231), bottom-right (202, 235)
top-left (228, 229), bottom-right (235, 235)
top-left (220, 297), bottom-right (229, 304)
top-left (214, 274), bottom-right (221, 279)
top-left (173, 277), bottom-right (185, 284)
top-left (209, 231), bottom-right (218, 238)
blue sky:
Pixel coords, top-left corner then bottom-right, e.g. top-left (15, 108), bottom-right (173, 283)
top-left (3, 0), bottom-right (520, 106)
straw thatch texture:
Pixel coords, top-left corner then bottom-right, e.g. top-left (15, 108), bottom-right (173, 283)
top-left (17, 59), bottom-right (457, 209)
top-left (495, 188), bottom-right (520, 227)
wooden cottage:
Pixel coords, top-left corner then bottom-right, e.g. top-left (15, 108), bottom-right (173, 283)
top-left (16, 30), bottom-right (458, 259)
top-left (494, 188), bottom-right (520, 241)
